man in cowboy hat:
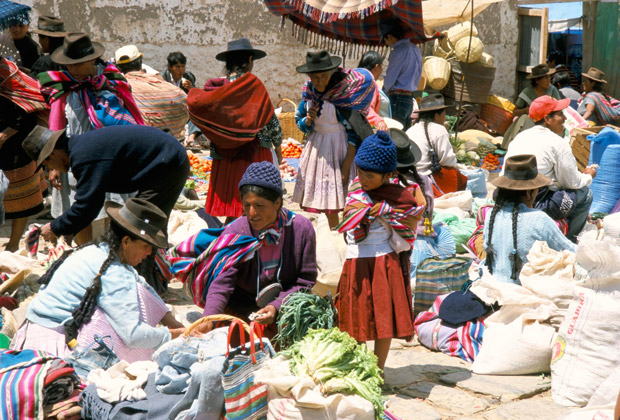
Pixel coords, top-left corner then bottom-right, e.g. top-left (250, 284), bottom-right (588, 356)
top-left (504, 95), bottom-right (597, 242)
top-left (115, 44), bottom-right (188, 141)
top-left (21, 124), bottom-right (190, 243)
top-left (30, 15), bottom-right (67, 76)
top-left (380, 18), bottom-right (422, 130)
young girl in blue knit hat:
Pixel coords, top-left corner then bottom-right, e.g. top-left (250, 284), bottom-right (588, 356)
top-left (336, 131), bottom-right (425, 371)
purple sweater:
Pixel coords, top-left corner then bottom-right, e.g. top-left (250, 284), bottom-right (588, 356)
top-left (202, 213), bottom-right (317, 317)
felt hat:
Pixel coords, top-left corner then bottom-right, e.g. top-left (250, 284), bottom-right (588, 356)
top-left (354, 130), bottom-right (397, 174)
top-left (215, 37), bottom-right (266, 62)
top-left (418, 93), bottom-right (448, 113)
top-left (526, 63), bottom-right (555, 80)
top-left (238, 161), bottom-right (283, 196)
top-left (105, 198), bottom-right (169, 249)
top-left (21, 125), bottom-right (66, 168)
top-left (491, 154), bottom-right (551, 191)
top-left (528, 95), bottom-right (570, 122)
top-left (295, 50), bottom-right (342, 74)
top-left (32, 15), bottom-right (67, 37)
top-left (581, 67), bottom-right (607, 84)
top-left (51, 32), bottom-right (104, 65)
top-left (391, 128), bottom-right (421, 168)
top-left (115, 45), bottom-right (142, 65)
top-left (438, 291), bottom-right (491, 325)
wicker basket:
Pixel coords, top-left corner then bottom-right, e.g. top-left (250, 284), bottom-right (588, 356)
top-left (276, 99), bottom-right (305, 143)
top-left (423, 57), bottom-right (451, 91)
top-left (183, 314), bottom-right (250, 338)
top-left (480, 103), bottom-right (514, 136)
top-left (447, 22), bottom-right (478, 46)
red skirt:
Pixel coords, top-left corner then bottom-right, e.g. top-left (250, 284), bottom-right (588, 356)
top-left (205, 145), bottom-right (273, 217)
top-left (431, 167), bottom-right (468, 198)
top-left (336, 253), bottom-right (414, 342)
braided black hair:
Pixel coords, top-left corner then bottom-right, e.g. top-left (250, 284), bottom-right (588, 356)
top-left (485, 188), bottom-right (526, 281)
top-left (398, 165), bottom-right (431, 224)
top-left (63, 221), bottom-right (134, 346)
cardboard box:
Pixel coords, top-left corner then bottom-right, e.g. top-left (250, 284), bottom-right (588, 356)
top-left (569, 125), bottom-right (620, 171)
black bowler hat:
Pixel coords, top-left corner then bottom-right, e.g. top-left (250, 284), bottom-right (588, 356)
top-left (105, 198), bottom-right (169, 249)
top-left (295, 50), bottom-right (342, 74)
top-left (51, 32), bottom-right (104, 65)
top-left (215, 37), bottom-right (266, 62)
top-left (391, 128), bottom-right (421, 168)
top-left (22, 125), bottom-right (66, 168)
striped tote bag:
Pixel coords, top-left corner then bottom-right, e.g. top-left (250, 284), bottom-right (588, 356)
top-left (414, 256), bottom-right (472, 316)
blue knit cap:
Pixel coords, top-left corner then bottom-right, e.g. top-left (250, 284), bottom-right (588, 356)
top-left (238, 161), bottom-right (283, 196)
top-left (354, 131), bottom-right (397, 173)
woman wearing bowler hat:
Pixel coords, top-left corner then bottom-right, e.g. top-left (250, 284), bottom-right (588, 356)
top-left (187, 37), bottom-right (283, 224)
top-left (37, 32), bottom-right (145, 244)
top-left (12, 198), bottom-right (185, 362)
top-left (293, 50), bottom-right (375, 229)
top-left (484, 155), bottom-right (575, 285)
top-left (30, 15), bottom-right (67, 75)
top-left (579, 67), bottom-right (620, 126)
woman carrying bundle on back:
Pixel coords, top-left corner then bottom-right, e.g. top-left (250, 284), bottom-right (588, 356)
top-left (336, 131), bottom-right (425, 371)
top-left (484, 155), bottom-right (576, 285)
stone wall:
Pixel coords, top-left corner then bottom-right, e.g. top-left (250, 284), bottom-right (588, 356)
top-left (21, 0), bottom-right (518, 104)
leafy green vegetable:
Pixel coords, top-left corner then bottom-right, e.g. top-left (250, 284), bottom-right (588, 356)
top-left (273, 291), bottom-right (337, 349)
top-left (280, 328), bottom-right (384, 419)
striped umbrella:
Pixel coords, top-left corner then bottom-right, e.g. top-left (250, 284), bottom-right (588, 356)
top-left (0, 0), bottom-right (30, 31)
top-left (263, 0), bottom-right (437, 58)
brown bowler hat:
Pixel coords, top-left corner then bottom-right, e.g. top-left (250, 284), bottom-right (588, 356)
top-left (491, 154), bottom-right (551, 191)
top-left (582, 67), bottom-right (607, 84)
top-left (105, 198), bottom-right (169, 249)
top-left (22, 126), bottom-right (66, 169)
top-left (526, 63), bottom-right (555, 80)
top-left (51, 32), bottom-right (104, 65)
top-left (32, 15), bottom-right (67, 37)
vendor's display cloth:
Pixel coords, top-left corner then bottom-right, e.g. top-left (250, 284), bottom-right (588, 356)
top-left (338, 178), bottom-right (423, 246)
top-left (0, 0), bottom-right (30, 31)
top-left (263, 0), bottom-right (431, 47)
top-left (0, 349), bottom-right (79, 420)
top-left (38, 62), bottom-right (145, 129)
top-left (168, 208), bottom-right (295, 307)
top-left (302, 67), bottom-right (374, 116)
top-left (187, 73), bottom-right (274, 157)
top-left (0, 58), bottom-right (48, 113)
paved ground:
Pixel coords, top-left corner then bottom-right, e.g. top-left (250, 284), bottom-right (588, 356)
top-left (0, 161), bottom-right (581, 420)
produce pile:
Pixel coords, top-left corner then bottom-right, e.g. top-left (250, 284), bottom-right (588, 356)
top-left (279, 161), bottom-right (298, 182)
top-left (274, 291), bottom-right (336, 349)
top-left (452, 138), bottom-right (481, 166)
top-left (281, 142), bottom-right (302, 159)
top-left (481, 153), bottom-right (501, 171)
top-left (186, 151), bottom-right (211, 195)
top-left (187, 151), bottom-right (212, 175)
top-left (280, 328), bottom-right (384, 419)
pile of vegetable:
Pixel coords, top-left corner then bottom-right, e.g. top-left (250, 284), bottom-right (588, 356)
top-left (281, 142), bottom-right (303, 158)
top-left (452, 137), bottom-right (481, 166)
top-left (481, 153), bottom-right (501, 171)
top-left (273, 291), bottom-right (336, 349)
top-left (187, 151), bottom-right (212, 176)
top-left (280, 328), bottom-right (384, 419)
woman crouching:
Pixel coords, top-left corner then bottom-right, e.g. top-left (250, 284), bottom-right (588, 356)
top-left (12, 198), bottom-right (185, 362)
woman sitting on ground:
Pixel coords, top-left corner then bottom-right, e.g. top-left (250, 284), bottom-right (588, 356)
top-left (407, 94), bottom-right (466, 197)
top-left (197, 162), bottom-right (317, 338)
top-left (12, 198), bottom-right (185, 362)
top-left (484, 155), bottom-right (576, 285)
top-left (579, 67), bottom-right (620, 127)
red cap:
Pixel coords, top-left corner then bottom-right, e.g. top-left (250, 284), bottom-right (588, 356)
top-left (529, 95), bottom-right (570, 122)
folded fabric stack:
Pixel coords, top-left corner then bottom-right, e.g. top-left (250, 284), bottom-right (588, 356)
top-left (0, 349), bottom-right (80, 419)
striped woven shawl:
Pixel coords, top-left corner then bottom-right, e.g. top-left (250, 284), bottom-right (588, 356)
top-left (0, 57), bottom-right (48, 113)
top-left (338, 178), bottom-right (423, 246)
top-left (302, 67), bottom-right (375, 115)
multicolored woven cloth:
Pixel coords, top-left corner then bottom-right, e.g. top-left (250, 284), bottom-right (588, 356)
top-left (168, 209), bottom-right (295, 307)
top-left (0, 0), bottom-right (30, 31)
top-left (0, 349), bottom-right (55, 420)
top-left (583, 91), bottom-right (620, 125)
top-left (301, 67), bottom-right (374, 115)
top-left (0, 57), bottom-right (49, 113)
top-left (38, 62), bottom-right (145, 129)
top-left (25, 223), bottom-right (42, 257)
top-left (338, 177), bottom-right (423, 246)
top-left (263, 0), bottom-right (430, 46)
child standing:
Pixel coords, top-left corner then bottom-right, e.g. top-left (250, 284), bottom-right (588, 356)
top-left (336, 131), bottom-right (425, 370)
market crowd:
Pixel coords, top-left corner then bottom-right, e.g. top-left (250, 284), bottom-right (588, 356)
top-left (1, 6), bottom-right (620, 420)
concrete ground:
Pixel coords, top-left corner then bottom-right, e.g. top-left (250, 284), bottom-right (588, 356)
top-left (0, 161), bottom-right (582, 420)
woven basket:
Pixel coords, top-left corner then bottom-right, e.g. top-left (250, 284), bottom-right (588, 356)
top-left (432, 32), bottom-right (454, 59)
top-left (480, 103), bottom-right (514, 136)
top-left (183, 314), bottom-right (250, 338)
top-left (455, 36), bottom-right (484, 63)
top-left (447, 22), bottom-right (478, 46)
top-left (423, 57), bottom-right (451, 91)
top-left (276, 99), bottom-right (305, 143)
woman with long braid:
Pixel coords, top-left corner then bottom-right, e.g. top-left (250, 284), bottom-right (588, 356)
top-left (12, 198), bottom-right (185, 362)
top-left (483, 155), bottom-right (575, 285)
